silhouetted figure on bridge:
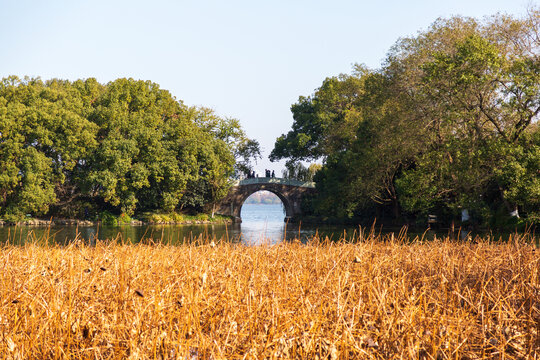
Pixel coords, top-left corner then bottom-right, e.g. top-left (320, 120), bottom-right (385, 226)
top-left (271, 170), bottom-right (275, 178)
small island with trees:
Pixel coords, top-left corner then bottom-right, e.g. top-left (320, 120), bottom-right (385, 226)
top-left (0, 77), bottom-right (260, 225)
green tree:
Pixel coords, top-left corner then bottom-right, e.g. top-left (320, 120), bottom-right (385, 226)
top-left (0, 76), bottom-right (258, 220)
top-left (0, 77), bottom-right (98, 220)
top-left (179, 106), bottom-right (255, 214)
top-left (270, 69), bottom-right (366, 163)
top-left (397, 32), bottom-right (540, 221)
top-left (189, 107), bottom-right (261, 177)
top-left (84, 79), bottom-right (182, 214)
top-left (272, 10), bottom-right (540, 225)
top-left (281, 162), bottom-right (321, 182)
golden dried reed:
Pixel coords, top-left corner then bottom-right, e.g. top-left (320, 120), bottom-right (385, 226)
top-left (0, 232), bottom-right (538, 359)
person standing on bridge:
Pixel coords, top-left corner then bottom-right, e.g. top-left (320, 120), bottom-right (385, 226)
top-left (271, 170), bottom-right (275, 178)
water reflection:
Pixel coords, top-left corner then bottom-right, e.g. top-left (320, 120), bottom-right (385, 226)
top-left (240, 203), bottom-right (286, 244)
top-left (0, 204), bottom-right (333, 245)
top-left (0, 204), bottom-right (536, 245)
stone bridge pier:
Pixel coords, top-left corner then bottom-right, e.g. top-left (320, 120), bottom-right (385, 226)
top-left (216, 178), bottom-right (316, 223)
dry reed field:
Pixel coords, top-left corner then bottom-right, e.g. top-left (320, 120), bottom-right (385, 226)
top-left (0, 232), bottom-right (538, 359)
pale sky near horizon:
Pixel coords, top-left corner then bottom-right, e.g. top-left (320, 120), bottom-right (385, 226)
top-left (0, 0), bottom-right (534, 175)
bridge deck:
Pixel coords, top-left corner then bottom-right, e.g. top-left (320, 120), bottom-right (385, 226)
top-left (233, 177), bottom-right (315, 188)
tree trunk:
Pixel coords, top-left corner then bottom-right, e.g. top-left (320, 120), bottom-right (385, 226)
top-left (392, 197), bottom-right (401, 220)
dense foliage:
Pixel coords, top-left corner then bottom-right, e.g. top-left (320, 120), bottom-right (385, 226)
top-left (0, 77), bottom-right (259, 221)
top-left (281, 162), bottom-right (321, 182)
top-left (271, 10), bottom-right (540, 226)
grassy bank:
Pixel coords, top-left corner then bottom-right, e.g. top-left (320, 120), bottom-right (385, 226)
top-left (0, 233), bottom-right (538, 358)
top-left (0, 212), bottom-right (234, 227)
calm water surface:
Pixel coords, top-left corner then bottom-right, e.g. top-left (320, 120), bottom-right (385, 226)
top-left (0, 204), bottom-right (347, 245)
top-left (0, 204), bottom-right (536, 245)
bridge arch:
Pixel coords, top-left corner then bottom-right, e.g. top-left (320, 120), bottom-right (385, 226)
top-left (216, 178), bottom-right (316, 223)
top-left (238, 189), bottom-right (292, 218)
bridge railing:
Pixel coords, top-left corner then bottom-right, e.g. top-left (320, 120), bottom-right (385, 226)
top-left (232, 177), bottom-right (316, 188)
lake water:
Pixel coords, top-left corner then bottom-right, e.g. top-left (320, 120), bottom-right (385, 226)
top-left (0, 204), bottom-right (536, 245)
top-left (0, 204), bottom-right (352, 245)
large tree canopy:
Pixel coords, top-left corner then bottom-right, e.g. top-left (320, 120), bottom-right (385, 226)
top-left (271, 10), bottom-right (540, 225)
top-left (0, 77), bottom-right (259, 220)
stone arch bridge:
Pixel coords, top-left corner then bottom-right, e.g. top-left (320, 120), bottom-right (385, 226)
top-left (216, 178), bottom-right (316, 223)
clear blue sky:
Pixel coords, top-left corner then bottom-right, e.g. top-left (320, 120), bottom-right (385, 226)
top-left (0, 0), bottom-right (532, 175)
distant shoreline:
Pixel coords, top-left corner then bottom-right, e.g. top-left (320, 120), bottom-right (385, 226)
top-left (243, 191), bottom-right (283, 205)
top-left (242, 203), bottom-right (282, 205)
